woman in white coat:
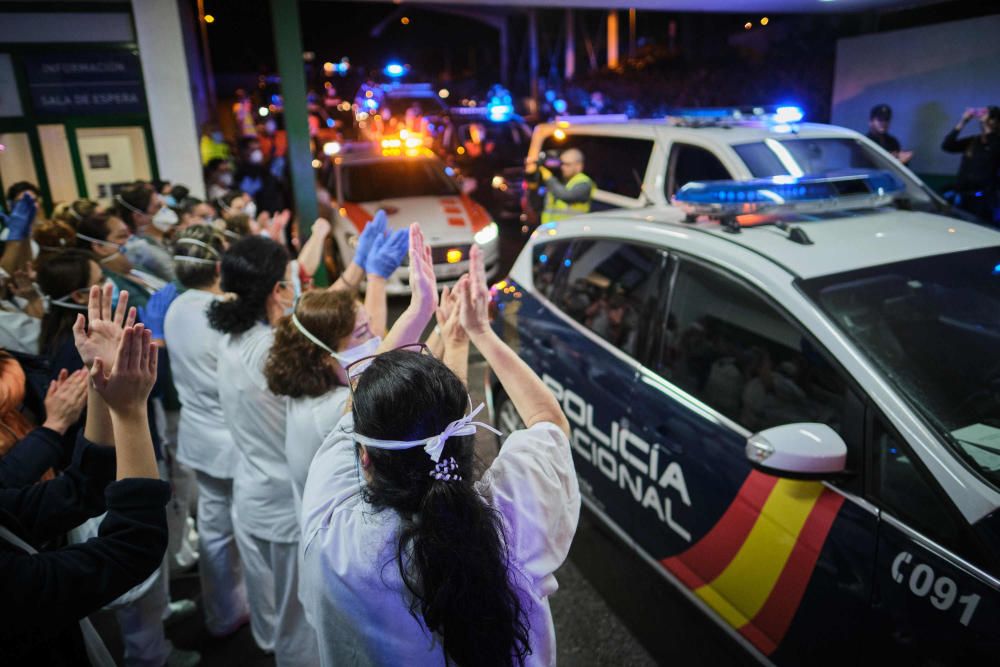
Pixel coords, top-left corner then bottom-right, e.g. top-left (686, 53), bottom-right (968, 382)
top-left (162, 224), bottom-right (250, 637)
top-left (207, 235), bottom-right (318, 666)
top-left (300, 240), bottom-right (581, 666)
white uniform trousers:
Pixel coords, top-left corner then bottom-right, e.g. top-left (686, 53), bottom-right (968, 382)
top-left (195, 471), bottom-right (250, 636)
top-left (232, 518), bottom-right (320, 666)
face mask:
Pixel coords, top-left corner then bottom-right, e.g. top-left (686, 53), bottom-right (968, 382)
top-left (151, 206), bottom-right (180, 232)
top-left (211, 131), bottom-right (224, 142)
top-left (50, 278), bottom-right (113, 311)
top-left (243, 201), bottom-right (257, 220)
top-left (164, 194), bottom-right (178, 208)
top-left (218, 172), bottom-right (234, 187)
top-left (249, 149), bottom-right (264, 165)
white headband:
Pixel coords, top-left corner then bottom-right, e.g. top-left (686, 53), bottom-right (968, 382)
top-left (173, 255), bottom-right (217, 265)
top-left (115, 194), bottom-right (146, 216)
top-left (175, 237), bottom-right (221, 258)
top-left (353, 402), bottom-right (501, 463)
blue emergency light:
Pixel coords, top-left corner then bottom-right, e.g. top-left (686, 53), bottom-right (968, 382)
top-left (384, 63), bottom-right (406, 77)
top-left (774, 105), bottom-right (804, 123)
top-left (486, 84), bottom-right (514, 122)
top-left (674, 170), bottom-right (905, 217)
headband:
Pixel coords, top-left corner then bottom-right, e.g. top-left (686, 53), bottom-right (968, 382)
top-left (353, 402), bottom-right (501, 463)
top-left (290, 312), bottom-right (335, 355)
top-left (175, 237), bottom-right (222, 258)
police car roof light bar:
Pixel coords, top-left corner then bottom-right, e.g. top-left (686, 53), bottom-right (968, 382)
top-left (553, 114), bottom-right (630, 125)
top-left (674, 170), bottom-right (905, 227)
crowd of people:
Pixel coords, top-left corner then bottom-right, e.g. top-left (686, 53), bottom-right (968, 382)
top-left (0, 167), bottom-right (581, 667)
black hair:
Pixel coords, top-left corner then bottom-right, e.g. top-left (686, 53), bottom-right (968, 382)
top-left (115, 181), bottom-right (154, 230)
top-left (6, 181), bottom-right (40, 204)
top-left (219, 190), bottom-right (245, 209)
top-left (353, 350), bottom-right (531, 667)
top-left (207, 235), bottom-right (288, 335)
top-left (204, 158), bottom-right (228, 181)
top-left (174, 224), bottom-right (225, 290)
top-left (169, 184), bottom-right (190, 201)
top-left (237, 136), bottom-right (260, 154)
top-left (178, 197), bottom-right (206, 215)
top-left (75, 212), bottom-right (114, 248)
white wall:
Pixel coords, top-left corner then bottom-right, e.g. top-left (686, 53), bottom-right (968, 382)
top-left (832, 15), bottom-right (1000, 177)
top-left (132, 0), bottom-right (204, 197)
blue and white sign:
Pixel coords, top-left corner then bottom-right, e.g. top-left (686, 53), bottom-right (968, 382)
top-left (23, 51), bottom-right (146, 115)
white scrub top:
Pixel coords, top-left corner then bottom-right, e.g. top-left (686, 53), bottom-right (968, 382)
top-left (218, 322), bottom-right (298, 543)
top-left (285, 387), bottom-right (349, 516)
top-left (164, 289), bottom-right (238, 479)
top-left (300, 414), bottom-right (580, 667)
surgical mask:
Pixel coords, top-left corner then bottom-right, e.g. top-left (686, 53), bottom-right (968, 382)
top-left (218, 172), bottom-right (234, 187)
top-left (243, 201), bottom-right (257, 220)
top-left (164, 194), bottom-right (178, 208)
top-left (249, 149), bottom-right (264, 165)
top-left (151, 206), bottom-right (179, 232)
top-left (290, 311), bottom-right (382, 370)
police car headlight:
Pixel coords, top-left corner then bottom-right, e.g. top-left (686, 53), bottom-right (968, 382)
top-left (474, 222), bottom-right (499, 245)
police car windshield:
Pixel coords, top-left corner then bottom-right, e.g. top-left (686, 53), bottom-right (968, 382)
top-left (800, 246), bottom-right (1000, 492)
top-left (734, 138), bottom-right (932, 205)
top-left (342, 160), bottom-right (458, 201)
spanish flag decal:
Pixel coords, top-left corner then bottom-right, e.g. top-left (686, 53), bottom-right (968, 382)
top-left (662, 471), bottom-right (844, 655)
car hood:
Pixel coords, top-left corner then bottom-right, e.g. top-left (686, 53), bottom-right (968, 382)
top-left (345, 195), bottom-right (491, 246)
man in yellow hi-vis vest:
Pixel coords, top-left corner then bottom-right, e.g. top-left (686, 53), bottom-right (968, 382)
top-left (531, 148), bottom-right (595, 224)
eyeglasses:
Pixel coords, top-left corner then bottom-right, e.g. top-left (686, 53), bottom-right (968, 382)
top-left (345, 342), bottom-right (431, 393)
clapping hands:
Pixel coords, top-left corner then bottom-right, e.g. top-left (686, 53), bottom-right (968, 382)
top-left (72, 283), bottom-right (136, 370)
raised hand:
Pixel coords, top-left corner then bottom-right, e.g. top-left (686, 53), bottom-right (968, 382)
top-left (42, 368), bottom-right (90, 434)
top-left (457, 244), bottom-right (490, 337)
top-left (72, 283), bottom-right (136, 370)
top-left (90, 324), bottom-right (157, 414)
top-left (365, 227), bottom-right (408, 278)
top-left (265, 209), bottom-right (291, 241)
top-left (354, 209), bottom-right (388, 269)
top-left (407, 223), bottom-right (438, 317)
top-left (438, 280), bottom-right (468, 347)
top-left (311, 217), bottom-right (332, 240)
top-left (1, 194), bottom-right (37, 242)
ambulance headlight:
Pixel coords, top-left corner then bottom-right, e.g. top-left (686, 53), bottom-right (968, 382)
top-left (474, 222), bottom-right (499, 245)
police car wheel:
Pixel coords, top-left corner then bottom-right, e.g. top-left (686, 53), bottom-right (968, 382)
top-left (495, 389), bottom-right (525, 433)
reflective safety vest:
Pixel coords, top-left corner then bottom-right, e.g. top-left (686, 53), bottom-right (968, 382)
top-left (542, 173), bottom-right (595, 224)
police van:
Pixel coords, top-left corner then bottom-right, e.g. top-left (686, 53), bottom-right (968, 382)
top-left (488, 171), bottom-right (1000, 664)
top-left (526, 107), bottom-right (972, 222)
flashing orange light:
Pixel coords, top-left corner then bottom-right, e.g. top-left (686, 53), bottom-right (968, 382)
top-left (382, 138), bottom-right (402, 148)
top-left (204, 14), bottom-right (215, 23)
top-left (401, 16), bottom-right (410, 25)
top-left (744, 22), bottom-right (752, 30)
top-left (553, 129), bottom-right (567, 141)
top-left (365, 90), bottom-right (374, 98)
top-left (446, 249), bottom-right (463, 264)
top-left (456, 146), bottom-right (466, 155)
top-left (493, 280), bottom-right (508, 290)
top-left (405, 137), bottom-right (422, 148)
top-left (760, 17), bottom-right (769, 25)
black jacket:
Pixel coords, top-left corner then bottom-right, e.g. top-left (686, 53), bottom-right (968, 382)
top-left (941, 129), bottom-right (1000, 191)
top-left (0, 427), bottom-right (63, 490)
top-left (0, 433), bottom-right (169, 666)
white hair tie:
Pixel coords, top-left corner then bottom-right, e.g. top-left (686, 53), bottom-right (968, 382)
top-left (353, 402), bottom-right (501, 463)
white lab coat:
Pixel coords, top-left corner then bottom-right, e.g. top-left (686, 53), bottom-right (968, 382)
top-left (218, 322), bottom-right (319, 665)
top-left (300, 414), bottom-right (581, 667)
top-left (285, 387), bottom-right (350, 516)
top-left (164, 289), bottom-right (249, 635)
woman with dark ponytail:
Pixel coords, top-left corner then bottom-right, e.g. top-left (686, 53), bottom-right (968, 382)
top-left (209, 235), bottom-right (321, 665)
top-left (301, 238), bottom-right (579, 666)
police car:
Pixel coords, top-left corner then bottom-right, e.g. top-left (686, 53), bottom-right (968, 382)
top-left (488, 171), bottom-right (1000, 664)
top-left (526, 107), bottom-right (972, 221)
top-left (323, 141), bottom-right (499, 294)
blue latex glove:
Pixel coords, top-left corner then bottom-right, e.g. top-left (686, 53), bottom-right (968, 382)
top-left (365, 227), bottom-right (409, 278)
top-left (353, 210), bottom-right (387, 270)
top-left (138, 282), bottom-right (179, 340)
top-left (1, 196), bottom-right (37, 242)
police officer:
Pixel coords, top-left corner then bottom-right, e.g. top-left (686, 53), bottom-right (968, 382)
top-left (528, 148), bottom-right (595, 224)
top-left (942, 106), bottom-right (1000, 223)
top-left (867, 104), bottom-right (913, 165)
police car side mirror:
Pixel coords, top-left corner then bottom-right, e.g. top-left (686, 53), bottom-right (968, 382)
top-left (745, 423), bottom-right (847, 480)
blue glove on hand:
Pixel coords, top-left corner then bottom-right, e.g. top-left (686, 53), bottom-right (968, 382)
top-left (1, 196), bottom-right (37, 242)
top-left (353, 210), bottom-right (387, 270)
top-left (364, 227), bottom-right (409, 279)
top-left (138, 283), bottom-right (179, 340)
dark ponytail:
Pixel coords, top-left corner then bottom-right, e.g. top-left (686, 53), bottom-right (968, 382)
top-left (207, 235), bottom-right (288, 335)
top-left (353, 350), bottom-right (531, 667)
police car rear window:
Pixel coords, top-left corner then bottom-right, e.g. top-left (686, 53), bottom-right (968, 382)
top-left (799, 246), bottom-right (1000, 493)
top-left (541, 134), bottom-right (653, 199)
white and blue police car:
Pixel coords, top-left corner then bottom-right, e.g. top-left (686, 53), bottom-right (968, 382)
top-left (488, 170), bottom-right (1000, 664)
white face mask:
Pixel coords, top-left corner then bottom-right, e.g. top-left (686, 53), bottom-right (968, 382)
top-left (218, 172), bottom-right (234, 187)
top-left (151, 206), bottom-right (179, 232)
top-left (243, 201), bottom-right (257, 220)
top-left (249, 149), bottom-right (264, 165)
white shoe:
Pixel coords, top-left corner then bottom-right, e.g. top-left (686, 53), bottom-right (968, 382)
top-left (164, 647), bottom-right (201, 667)
top-left (164, 599), bottom-right (197, 628)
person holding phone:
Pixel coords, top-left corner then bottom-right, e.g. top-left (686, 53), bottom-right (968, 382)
top-left (942, 106), bottom-right (1000, 222)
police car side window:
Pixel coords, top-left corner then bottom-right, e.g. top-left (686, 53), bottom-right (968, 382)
top-left (547, 240), bottom-right (662, 358)
top-left (531, 241), bottom-right (573, 301)
top-left (541, 134), bottom-right (653, 199)
top-left (666, 143), bottom-right (732, 198)
top-left (659, 260), bottom-right (851, 439)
